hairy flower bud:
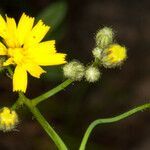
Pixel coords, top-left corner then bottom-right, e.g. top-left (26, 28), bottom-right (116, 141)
top-left (63, 61), bottom-right (85, 81)
top-left (92, 47), bottom-right (102, 60)
top-left (0, 107), bottom-right (19, 132)
top-left (102, 44), bottom-right (127, 68)
top-left (96, 27), bottom-right (114, 49)
top-left (85, 66), bottom-right (100, 82)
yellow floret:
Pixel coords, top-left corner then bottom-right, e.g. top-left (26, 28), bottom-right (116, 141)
top-left (0, 107), bottom-right (18, 132)
top-left (102, 44), bottom-right (127, 68)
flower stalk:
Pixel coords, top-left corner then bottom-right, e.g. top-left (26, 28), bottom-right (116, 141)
top-left (15, 92), bottom-right (68, 150)
top-left (79, 103), bottom-right (150, 150)
top-left (23, 97), bottom-right (68, 150)
top-left (9, 66), bottom-right (70, 150)
top-left (31, 79), bottom-right (73, 106)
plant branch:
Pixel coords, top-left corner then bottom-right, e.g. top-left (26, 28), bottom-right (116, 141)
top-left (7, 66), bottom-right (69, 149)
top-left (79, 103), bottom-right (150, 150)
top-left (19, 92), bottom-right (68, 150)
top-left (31, 79), bottom-right (73, 106)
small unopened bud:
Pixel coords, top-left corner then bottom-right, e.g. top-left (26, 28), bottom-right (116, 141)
top-left (85, 66), bottom-right (100, 82)
top-left (96, 27), bottom-right (114, 49)
top-left (0, 107), bottom-right (19, 132)
top-left (92, 47), bottom-right (102, 60)
top-left (102, 44), bottom-right (127, 68)
top-left (63, 61), bottom-right (85, 81)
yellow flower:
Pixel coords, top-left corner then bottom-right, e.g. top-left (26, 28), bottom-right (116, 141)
top-left (0, 107), bottom-right (18, 132)
top-left (0, 13), bottom-right (66, 92)
top-left (102, 44), bottom-right (127, 68)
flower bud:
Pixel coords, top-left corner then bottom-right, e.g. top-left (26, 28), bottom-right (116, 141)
top-left (0, 107), bottom-right (19, 132)
top-left (96, 27), bottom-right (114, 49)
top-left (102, 44), bottom-right (127, 68)
top-left (63, 61), bottom-right (85, 81)
top-left (92, 47), bottom-right (102, 60)
top-left (85, 66), bottom-right (100, 82)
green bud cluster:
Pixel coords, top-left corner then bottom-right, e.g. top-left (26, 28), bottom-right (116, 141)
top-left (63, 27), bottom-right (127, 83)
top-left (93, 27), bottom-right (127, 68)
top-left (63, 61), bottom-right (100, 83)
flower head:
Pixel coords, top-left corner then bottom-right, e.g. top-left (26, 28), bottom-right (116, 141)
top-left (85, 66), bottom-right (100, 82)
top-left (96, 27), bottom-right (114, 49)
top-left (63, 61), bottom-right (85, 81)
top-left (0, 13), bottom-right (66, 92)
top-left (102, 44), bottom-right (127, 68)
top-left (0, 107), bottom-right (19, 132)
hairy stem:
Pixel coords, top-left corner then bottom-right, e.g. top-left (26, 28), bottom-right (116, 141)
top-left (79, 103), bottom-right (150, 150)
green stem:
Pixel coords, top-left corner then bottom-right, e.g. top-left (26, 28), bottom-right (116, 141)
top-left (7, 67), bottom-right (69, 149)
top-left (32, 79), bottom-right (73, 106)
top-left (18, 92), bottom-right (68, 150)
top-left (79, 103), bottom-right (150, 150)
top-left (93, 58), bottom-right (100, 67)
top-left (11, 97), bottom-right (23, 110)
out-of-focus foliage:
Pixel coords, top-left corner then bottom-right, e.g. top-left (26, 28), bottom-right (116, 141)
top-left (37, 1), bottom-right (67, 42)
top-left (37, 1), bottom-right (67, 32)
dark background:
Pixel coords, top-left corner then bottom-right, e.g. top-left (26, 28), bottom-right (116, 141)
top-left (0, 0), bottom-right (150, 149)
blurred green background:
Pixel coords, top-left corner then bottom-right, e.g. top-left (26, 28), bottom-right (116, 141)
top-left (0, 0), bottom-right (150, 149)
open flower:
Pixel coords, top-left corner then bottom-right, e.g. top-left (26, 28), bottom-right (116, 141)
top-left (0, 107), bottom-right (18, 132)
top-left (102, 44), bottom-right (127, 68)
top-left (0, 13), bottom-right (66, 92)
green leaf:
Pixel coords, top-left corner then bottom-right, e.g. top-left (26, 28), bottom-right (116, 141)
top-left (37, 1), bottom-right (67, 31)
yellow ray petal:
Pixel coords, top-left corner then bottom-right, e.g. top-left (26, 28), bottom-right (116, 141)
top-left (0, 15), bottom-right (7, 38)
top-left (5, 16), bottom-right (18, 48)
top-left (17, 13), bottom-right (34, 46)
top-left (24, 61), bottom-right (46, 78)
top-left (33, 53), bottom-right (67, 66)
top-left (24, 20), bottom-right (50, 48)
top-left (0, 42), bottom-right (7, 55)
top-left (27, 40), bottom-right (56, 56)
top-left (13, 65), bottom-right (27, 92)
